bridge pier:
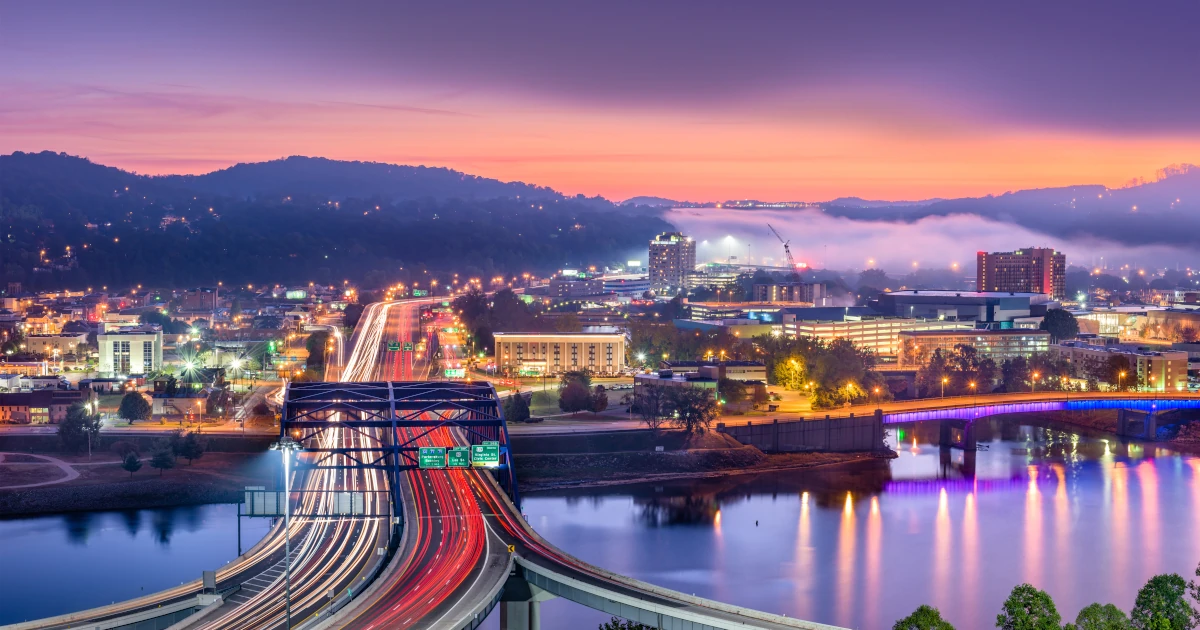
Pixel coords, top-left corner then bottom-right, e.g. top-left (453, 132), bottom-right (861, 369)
top-left (1117, 409), bottom-right (1158, 440)
top-left (500, 570), bottom-right (557, 630)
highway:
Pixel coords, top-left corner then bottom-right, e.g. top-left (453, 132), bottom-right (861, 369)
top-left (323, 307), bottom-right (840, 629)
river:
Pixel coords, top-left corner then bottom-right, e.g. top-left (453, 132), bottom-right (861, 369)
top-left (496, 418), bottom-right (1200, 629)
top-left (4, 417), bottom-right (1197, 628)
top-left (0, 504), bottom-right (271, 624)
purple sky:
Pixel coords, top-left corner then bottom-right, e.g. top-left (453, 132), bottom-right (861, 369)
top-left (3, 1), bottom-right (1200, 200)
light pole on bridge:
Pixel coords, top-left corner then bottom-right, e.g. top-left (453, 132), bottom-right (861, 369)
top-left (270, 436), bottom-right (303, 629)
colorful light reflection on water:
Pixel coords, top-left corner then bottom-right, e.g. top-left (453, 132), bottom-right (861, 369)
top-left (511, 418), bottom-right (1200, 629)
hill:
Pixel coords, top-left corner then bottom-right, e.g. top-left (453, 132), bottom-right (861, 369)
top-left (160, 156), bottom-right (566, 201)
top-left (0, 152), bottom-right (672, 292)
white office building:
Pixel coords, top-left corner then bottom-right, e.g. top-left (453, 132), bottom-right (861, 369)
top-left (98, 326), bottom-right (163, 377)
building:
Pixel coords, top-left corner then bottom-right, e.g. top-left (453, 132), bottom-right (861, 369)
top-left (659, 360), bottom-right (767, 381)
top-left (752, 283), bottom-right (827, 305)
top-left (98, 327), bottom-right (163, 377)
top-left (872, 290), bottom-right (1051, 323)
top-left (25, 332), bottom-right (89, 358)
top-left (0, 389), bottom-right (92, 424)
top-left (673, 318), bottom-right (779, 339)
top-left (897, 329), bottom-right (1051, 367)
top-left (601, 275), bottom-right (651, 297)
top-left (493, 332), bottom-right (626, 376)
top-left (648, 232), bottom-right (696, 293)
top-left (1075, 307), bottom-right (1158, 339)
top-left (977, 248), bottom-right (1066, 299)
top-left (1052, 341), bottom-right (1188, 392)
top-left (784, 314), bottom-right (973, 358)
top-left (634, 368), bottom-right (718, 414)
top-left (550, 277), bottom-right (604, 298)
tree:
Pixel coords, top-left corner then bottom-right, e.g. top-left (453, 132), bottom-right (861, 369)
top-left (589, 385), bottom-right (609, 413)
top-left (1065, 603), bottom-right (1132, 630)
top-left (894, 605), bottom-right (956, 630)
top-left (58, 402), bottom-right (102, 453)
top-left (559, 380), bottom-right (592, 414)
top-left (149, 449), bottom-right (176, 476)
top-left (110, 440), bottom-right (139, 458)
top-left (117, 392), bottom-right (152, 425)
top-left (599, 617), bottom-right (653, 630)
top-left (343, 303), bottom-right (365, 330)
top-left (995, 583), bottom-right (1061, 630)
top-left (1130, 574), bottom-right (1194, 630)
top-left (503, 392), bottom-right (531, 423)
top-left (774, 356), bottom-right (808, 391)
top-left (1040, 309), bottom-right (1080, 343)
top-left (1106, 355), bottom-right (1135, 391)
top-left (121, 452), bottom-right (142, 478)
top-left (717, 377), bottom-right (747, 405)
top-left (637, 384), bottom-right (669, 431)
top-left (666, 386), bottom-right (719, 433)
top-left (305, 331), bottom-right (330, 367)
top-left (175, 432), bottom-right (206, 465)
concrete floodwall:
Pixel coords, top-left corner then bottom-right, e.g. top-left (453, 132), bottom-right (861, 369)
top-left (717, 411), bottom-right (884, 453)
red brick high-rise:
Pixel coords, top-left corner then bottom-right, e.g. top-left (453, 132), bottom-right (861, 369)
top-left (976, 248), bottom-right (1065, 299)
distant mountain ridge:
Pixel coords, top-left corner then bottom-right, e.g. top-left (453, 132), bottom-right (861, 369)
top-left (0, 151), bottom-right (571, 203)
top-left (159, 155), bottom-right (565, 201)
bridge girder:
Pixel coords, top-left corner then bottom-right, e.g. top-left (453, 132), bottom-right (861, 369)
top-left (281, 380), bottom-right (521, 515)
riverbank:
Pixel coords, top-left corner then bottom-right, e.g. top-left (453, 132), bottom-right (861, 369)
top-left (0, 453), bottom-right (276, 516)
top-left (513, 429), bottom-right (891, 491)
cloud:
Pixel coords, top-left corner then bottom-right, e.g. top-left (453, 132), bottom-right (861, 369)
top-left (666, 207), bottom-right (1194, 273)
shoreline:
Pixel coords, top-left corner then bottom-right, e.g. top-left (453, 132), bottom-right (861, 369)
top-left (0, 452), bottom-right (276, 517)
top-left (516, 450), bottom-right (890, 493)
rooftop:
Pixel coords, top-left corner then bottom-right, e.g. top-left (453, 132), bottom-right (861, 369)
top-left (900, 329), bottom-right (1049, 337)
top-left (882, 290), bottom-right (1044, 298)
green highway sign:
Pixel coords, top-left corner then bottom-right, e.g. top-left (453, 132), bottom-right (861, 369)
top-left (387, 342), bottom-right (401, 352)
top-left (403, 341), bottom-right (413, 351)
top-left (471, 441), bottom-right (500, 467)
top-left (444, 368), bottom-right (466, 378)
top-left (447, 446), bottom-right (471, 468)
top-left (412, 289), bottom-right (428, 297)
top-left (418, 447), bottom-right (446, 469)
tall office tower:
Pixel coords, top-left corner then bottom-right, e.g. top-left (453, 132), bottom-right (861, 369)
top-left (976, 247), bottom-right (1066, 299)
top-left (649, 232), bottom-right (696, 293)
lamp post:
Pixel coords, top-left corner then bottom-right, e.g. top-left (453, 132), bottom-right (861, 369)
top-left (270, 437), bottom-right (303, 629)
top-left (1032, 371), bottom-right (1040, 393)
top-left (941, 376), bottom-right (947, 399)
top-left (1118, 370), bottom-right (1126, 393)
top-left (969, 381), bottom-right (978, 418)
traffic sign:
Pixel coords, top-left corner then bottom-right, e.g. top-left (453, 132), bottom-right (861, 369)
top-left (387, 342), bottom-right (400, 352)
top-left (471, 441), bottom-right (500, 467)
top-left (403, 341), bottom-right (413, 351)
top-left (447, 446), bottom-right (471, 468)
top-left (444, 368), bottom-right (466, 378)
top-left (418, 446), bottom-right (446, 469)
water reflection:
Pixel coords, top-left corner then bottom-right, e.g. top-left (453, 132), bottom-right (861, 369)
top-left (520, 417), bottom-right (1200, 630)
top-left (0, 504), bottom-right (270, 623)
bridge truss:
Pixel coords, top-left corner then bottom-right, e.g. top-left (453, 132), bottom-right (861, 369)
top-left (281, 380), bottom-right (521, 520)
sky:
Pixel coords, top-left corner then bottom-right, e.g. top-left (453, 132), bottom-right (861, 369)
top-left (3, 1), bottom-right (1200, 202)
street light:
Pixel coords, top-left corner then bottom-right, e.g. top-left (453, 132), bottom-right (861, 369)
top-left (969, 381), bottom-right (978, 418)
top-left (941, 376), bottom-right (947, 398)
top-left (1119, 370), bottom-right (1126, 392)
top-left (270, 437), bottom-right (303, 629)
top-left (1032, 371), bottom-right (1040, 393)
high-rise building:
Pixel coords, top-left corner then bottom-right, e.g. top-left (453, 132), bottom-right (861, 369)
top-left (976, 248), bottom-right (1066, 299)
top-left (648, 232), bottom-right (696, 293)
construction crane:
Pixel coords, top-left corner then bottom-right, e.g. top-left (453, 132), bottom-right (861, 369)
top-left (767, 223), bottom-right (801, 280)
